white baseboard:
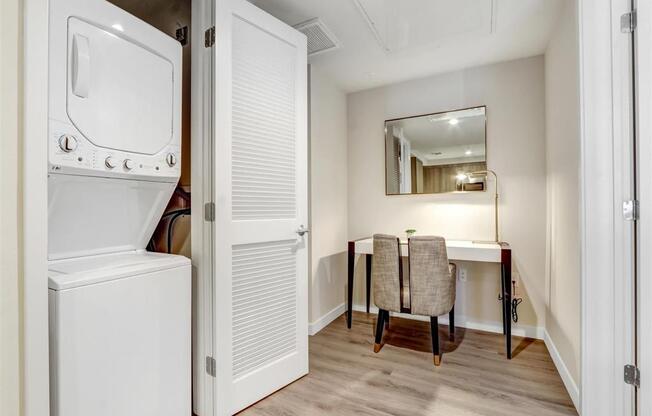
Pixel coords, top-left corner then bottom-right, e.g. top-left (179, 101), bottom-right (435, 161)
top-left (309, 303), bottom-right (346, 336)
top-left (352, 304), bottom-right (544, 340)
top-left (544, 330), bottom-right (580, 412)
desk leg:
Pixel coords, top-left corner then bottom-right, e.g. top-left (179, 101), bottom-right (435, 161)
top-left (501, 274), bottom-right (506, 335)
top-left (347, 241), bottom-right (355, 329)
top-left (366, 254), bottom-right (372, 313)
top-left (501, 247), bottom-right (512, 359)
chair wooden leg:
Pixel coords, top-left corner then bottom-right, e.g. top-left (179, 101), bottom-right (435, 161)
top-left (449, 306), bottom-right (455, 341)
top-left (365, 255), bottom-right (372, 313)
top-left (374, 309), bottom-right (385, 353)
top-left (384, 309), bottom-right (390, 329)
top-left (430, 316), bottom-right (441, 366)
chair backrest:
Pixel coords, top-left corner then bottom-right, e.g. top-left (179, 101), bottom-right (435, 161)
top-left (372, 234), bottom-right (402, 313)
top-left (408, 236), bottom-right (455, 317)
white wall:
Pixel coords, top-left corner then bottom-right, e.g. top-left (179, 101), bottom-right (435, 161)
top-left (309, 66), bottom-right (348, 327)
top-left (0, 0), bottom-right (23, 414)
top-left (545, 0), bottom-right (581, 396)
top-left (347, 56), bottom-right (547, 331)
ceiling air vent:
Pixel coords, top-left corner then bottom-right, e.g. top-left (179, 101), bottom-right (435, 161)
top-left (293, 18), bottom-right (340, 56)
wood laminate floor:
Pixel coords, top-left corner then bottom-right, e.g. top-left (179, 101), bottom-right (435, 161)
top-left (240, 311), bottom-right (577, 416)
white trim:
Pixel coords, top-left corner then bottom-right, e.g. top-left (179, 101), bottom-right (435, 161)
top-left (579, 0), bottom-right (635, 415)
top-left (544, 330), bottom-right (580, 412)
top-left (22, 0), bottom-right (51, 414)
top-left (309, 303), bottom-right (346, 336)
top-left (307, 302), bottom-right (545, 340)
top-left (352, 304), bottom-right (544, 340)
top-left (636, 1), bottom-right (652, 415)
top-left (191, 0), bottom-right (214, 414)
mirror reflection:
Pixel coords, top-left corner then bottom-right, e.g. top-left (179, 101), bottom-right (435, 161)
top-left (385, 106), bottom-right (487, 195)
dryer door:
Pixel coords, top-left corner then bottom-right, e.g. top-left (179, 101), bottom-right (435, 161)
top-left (66, 17), bottom-right (175, 155)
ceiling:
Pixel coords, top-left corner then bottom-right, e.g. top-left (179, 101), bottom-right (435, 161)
top-left (249, 0), bottom-right (565, 92)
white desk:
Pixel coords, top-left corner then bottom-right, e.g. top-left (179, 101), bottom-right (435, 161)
top-left (347, 237), bottom-right (514, 358)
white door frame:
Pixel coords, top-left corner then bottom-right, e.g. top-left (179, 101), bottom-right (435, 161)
top-left (635, 0), bottom-right (652, 414)
top-left (22, 0), bottom-right (50, 415)
top-left (191, 0), bottom-right (215, 414)
top-left (579, 0), bottom-right (637, 415)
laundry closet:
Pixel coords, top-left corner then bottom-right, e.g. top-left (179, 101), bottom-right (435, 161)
top-left (45, 0), bottom-right (309, 415)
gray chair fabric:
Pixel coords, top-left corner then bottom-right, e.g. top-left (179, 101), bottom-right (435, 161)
top-left (371, 234), bottom-right (456, 317)
top-left (408, 236), bottom-right (456, 317)
top-left (371, 234), bottom-right (402, 313)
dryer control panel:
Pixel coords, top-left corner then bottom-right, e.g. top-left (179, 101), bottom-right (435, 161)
top-left (49, 119), bottom-right (181, 182)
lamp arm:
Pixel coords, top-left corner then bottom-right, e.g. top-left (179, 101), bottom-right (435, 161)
top-left (468, 169), bottom-right (499, 242)
top-left (486, 170), bottom-right (499, 243)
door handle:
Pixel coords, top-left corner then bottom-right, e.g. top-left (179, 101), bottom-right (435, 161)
top-left (296, 225), bottom-right (310, 236)
top-left (72, 34), bottom-right (90, 98)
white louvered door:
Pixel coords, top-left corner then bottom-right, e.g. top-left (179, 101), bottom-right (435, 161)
top-left (212, 0), bottom-right (308, 414)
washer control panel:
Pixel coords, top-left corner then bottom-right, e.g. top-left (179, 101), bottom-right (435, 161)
top-left (49, 120), bottom-right (181, 182)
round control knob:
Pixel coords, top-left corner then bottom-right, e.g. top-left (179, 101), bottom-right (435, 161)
top-left (123, 159), bottom-right (135, 170)
top-left (58, 134), bottom-right (78, 152)
top-left (166, 153), bottom-right (177, 167)
top-left (105, 156), bottom-right (117, 169)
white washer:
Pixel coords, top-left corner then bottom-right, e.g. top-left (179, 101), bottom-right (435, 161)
top-left (48, 252), bottom-right (190, 416)
top-left (47, 0), bottom-right (189, 414)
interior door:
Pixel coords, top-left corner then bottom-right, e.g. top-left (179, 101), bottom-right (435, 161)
top-left (212, 0), bottom-right (308, 414)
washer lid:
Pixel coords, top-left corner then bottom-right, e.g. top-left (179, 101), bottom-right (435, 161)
top-left (47, 174), bottom-right (176, 260)
top-left (48, 251), bottom-right (189, 290)
top-left (66, 17), bottom-right (175, 155)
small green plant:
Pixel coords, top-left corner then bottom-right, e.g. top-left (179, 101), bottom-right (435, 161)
top-left (405, 229), bottom-right (417, 238)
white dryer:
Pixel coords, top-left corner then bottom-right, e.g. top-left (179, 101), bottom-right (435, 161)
top-left (47, 0), bottom-right (189, 415)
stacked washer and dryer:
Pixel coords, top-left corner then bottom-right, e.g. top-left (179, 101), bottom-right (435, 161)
top-left (47, 0), bottom-right (190, 415)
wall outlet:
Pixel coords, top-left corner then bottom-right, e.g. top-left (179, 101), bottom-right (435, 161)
top-left (512, 273), bottom-right (521, 296)
top-left (458, 268), bottom-right (467, 282)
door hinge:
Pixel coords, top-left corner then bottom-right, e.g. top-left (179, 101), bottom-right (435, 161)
top-left (621, 11), bottom-right (637, 33)
top-left (204, 26), bottom-right (215, 47)
top-left (175, 26), bottom-right (189, 46)
top-left (206, 356), bottom-right (216, 377)
top-left (623, 200), bottom-right (639, 221)
top-left (204, 202), bottom-right (215, 222)
top-left (624, 364), bottom-right (640, 387)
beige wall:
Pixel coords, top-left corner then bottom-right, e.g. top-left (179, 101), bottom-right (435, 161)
top-left (1, 0), bottom-right (23, 414)
top-left (544, 0), bottom-right (581, 387)
top-left (309, 66), bottom-right (348, 324)
top-left (347, 56), bottom-right (547, 330)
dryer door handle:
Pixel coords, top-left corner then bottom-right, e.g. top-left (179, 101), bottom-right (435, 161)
top-left (72, 34), bottom-right (90, 98)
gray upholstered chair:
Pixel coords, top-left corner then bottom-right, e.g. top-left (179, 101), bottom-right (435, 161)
top-left (371, 234), bottom-right (456, 366)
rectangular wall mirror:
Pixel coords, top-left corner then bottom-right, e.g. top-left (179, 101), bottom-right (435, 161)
top-left (385, 106), bottom-right (487, 195)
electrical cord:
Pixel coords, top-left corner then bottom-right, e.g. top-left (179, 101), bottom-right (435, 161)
top-left (512, 297), bottom-right (523, 323)
top-left (511, 281), bottom-right (523, 323)
top-left (146, 208), bottom-right (191, 253)
top-left (167, 209), bottom-right (191, 253)
top-left (160, 208), bottom-right (191, 220)
top-left (145, 186), bottom-right (192, 253)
